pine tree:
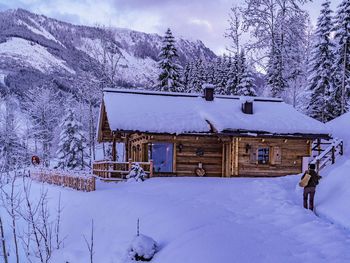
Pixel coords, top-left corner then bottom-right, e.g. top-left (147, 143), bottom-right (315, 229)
top-left (157, 28), bottom-right (183, 92)
top-left (307, 0), bottom-right (335, 122)
top-left (56, 109), bottom-right (88, 170)
top-left (226, 53), bottom-right (240, 95)
top-left (189, 59), bottom-right (206, 93)
top-left (215, 56), bottom-right (228, 95)
top-left (182, 63), bottom-right (192, 92)
top-left (236, 51), bottom-right (257, 96)
top-left (333, 0), bottom-right (350, 116)
top-left (267, 38), bottom-right (287, 98)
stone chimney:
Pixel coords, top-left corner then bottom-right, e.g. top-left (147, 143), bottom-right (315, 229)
top-left (242, 101), bottom-right (253, 114)
top-left (203, 84), bottom-right (215, 101)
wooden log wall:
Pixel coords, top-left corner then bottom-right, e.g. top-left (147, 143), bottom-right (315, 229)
top-left (129, 134), bottom-right (223, 177)
top-left (123, 133), bottom-right (313, 177)
top-left (237, 137), bottom-right (311, 177)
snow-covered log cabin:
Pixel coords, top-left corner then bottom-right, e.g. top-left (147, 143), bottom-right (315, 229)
top-left (95, 87), bottom-right (330, 178)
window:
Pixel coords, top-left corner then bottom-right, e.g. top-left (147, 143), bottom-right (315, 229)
top-left (148, 143), bottom-right (174, 173)
top-left (258, 147), bottom-right (270, 164)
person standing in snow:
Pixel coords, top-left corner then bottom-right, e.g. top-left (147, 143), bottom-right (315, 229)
top-left (301, 163), bottom-right (322, 211)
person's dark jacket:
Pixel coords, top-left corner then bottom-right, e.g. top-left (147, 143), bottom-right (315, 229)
top-left (301, 169), bottom-right (322, 188)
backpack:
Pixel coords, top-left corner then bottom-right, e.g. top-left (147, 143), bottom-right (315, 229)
top-left (299, 171), bottom-right (311, 187)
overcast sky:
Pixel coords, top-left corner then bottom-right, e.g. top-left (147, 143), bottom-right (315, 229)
top-left (0, 0), bottom-right (342, 54)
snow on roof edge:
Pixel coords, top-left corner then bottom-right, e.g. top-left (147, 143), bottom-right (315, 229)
top-left (103, 88), bottom-right (284, 103)
top-left (102, 88), bottom-right (330, 137)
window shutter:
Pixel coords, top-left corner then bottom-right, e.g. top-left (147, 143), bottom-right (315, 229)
top-left (250, 146), bottom-right (257, 164)
top-left (272, 146), bottom-right (282, 165)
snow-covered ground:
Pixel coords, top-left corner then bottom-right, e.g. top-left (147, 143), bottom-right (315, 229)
top-left (315, 112), bottom-right (350, 230)
top-left (2, 175), bottom-right (350, 263)
top-left (2, 113), bottom-right (349, 263)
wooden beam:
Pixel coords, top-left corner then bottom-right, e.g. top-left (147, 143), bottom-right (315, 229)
top-left (235, 137), bottom-right (239, 176)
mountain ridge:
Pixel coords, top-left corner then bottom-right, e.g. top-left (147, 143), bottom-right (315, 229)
top-left (0, 8), bottom-right (217, 95)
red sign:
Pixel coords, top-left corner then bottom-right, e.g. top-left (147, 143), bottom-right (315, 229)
top-left (31, 156), bottom-right (40, 165)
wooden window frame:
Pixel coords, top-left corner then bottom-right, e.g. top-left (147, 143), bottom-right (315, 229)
top-left (257, 146), bottom-right (270, 165)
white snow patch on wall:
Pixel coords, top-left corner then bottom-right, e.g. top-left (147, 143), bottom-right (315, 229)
top-left (0, 37), bottom-right (75, 74)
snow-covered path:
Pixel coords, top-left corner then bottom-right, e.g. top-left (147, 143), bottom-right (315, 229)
top-left (2, 175), bottom-right (350, 263)
top-left (42, 176), bottom-right (350, 263)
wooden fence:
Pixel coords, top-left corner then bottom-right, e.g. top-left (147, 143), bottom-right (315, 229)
top-left (93, 159), bottom-right (153, 179)
top-left (30, 169), bottom-right (96, 192)
top-left (311, 138), bottom-right (344, 172)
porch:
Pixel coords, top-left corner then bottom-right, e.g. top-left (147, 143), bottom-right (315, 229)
top-left (92, 159), bottom-right (154, 180)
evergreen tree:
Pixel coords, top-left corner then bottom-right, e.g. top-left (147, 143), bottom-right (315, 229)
top-left (226, 53), bottom-right (240, 95)
top-left (307, 0), bottom-right (335, 122)
top-left (157, 28), bottom-right (183, 92)
top-left (182, 62), bottom-right (192, 92)
top-left (236, 51), bottom-right (257, 96)
top-left (189, 59), bottom-right (206, 93)
top-left (56, 109), bottom-right (88, 170)
top-left (267, 38), bottom-right (287, 97)
top-left (215, 56), bottom-right (228, 94)
top-left (333, 0), bottom-right (350, 116)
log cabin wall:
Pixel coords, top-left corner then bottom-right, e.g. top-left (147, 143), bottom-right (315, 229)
top-left (237, 137), bottom-right (312, 177)
top-left (128, 134), bottom-right (224, 177)
top-left (97, 102), bottom-right (113, 142)
top-left (125, 134), bottom-right (313, 177)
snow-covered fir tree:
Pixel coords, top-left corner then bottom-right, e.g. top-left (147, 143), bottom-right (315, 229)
top-left (182, 62), bottom-right (192, 92)
top-left (307, 0), bottom-right (335, 123)
top-left (214, 56), bottom-right (227, 95)
top-left (188, 59), bottom-right (207, 93)
top-left (157, 28), bottom-right (183, 92)
top-left (56, 108), bottom-right (89, 170)
top-left (236, 51), bottom-right (257, 96)
top-left (226, 53), bottom-right (240, 95)
top-left (267, 39), bottom-right (287, 98)
top-left (333, 0), bottom-right (350, 116)
top-left (282, 12), bottom-right (310, 108)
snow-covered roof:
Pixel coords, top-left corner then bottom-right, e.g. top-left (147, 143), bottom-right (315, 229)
top-left (102, 88), bottom-right (330, 137)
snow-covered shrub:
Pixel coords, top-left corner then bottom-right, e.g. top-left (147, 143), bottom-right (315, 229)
top-left (126, 163), bottom-right (147, 182)
top-left (127, 234), bottom-right (157, 261)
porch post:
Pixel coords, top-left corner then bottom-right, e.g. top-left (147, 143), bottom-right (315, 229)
top-left (112, 134), bottom-right (117, 161)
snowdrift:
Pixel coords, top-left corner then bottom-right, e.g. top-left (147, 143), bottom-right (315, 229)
top-left (316, 113), bottom-right (350, 229)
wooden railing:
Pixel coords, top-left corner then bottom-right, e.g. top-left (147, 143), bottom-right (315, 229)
top-left (30, 169), bottom-right (96, 192)
top-left (310, 138), bottom-right (344, 172)
top-left (92, 159), bottom-right (153, 179)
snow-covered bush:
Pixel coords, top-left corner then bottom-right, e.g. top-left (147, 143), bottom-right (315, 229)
top-left (127, 234), bottom-right (157, 262)
top-left (126, 163), bottom-right (147, 182)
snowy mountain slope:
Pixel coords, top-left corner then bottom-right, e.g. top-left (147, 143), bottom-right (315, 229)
top-left (0, 37), bottom-right (74, 74)
top-left (0, 8), bottom-right (216, 95)
top-left (2, 176), bottom-right (350, 263)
